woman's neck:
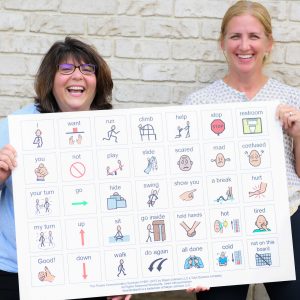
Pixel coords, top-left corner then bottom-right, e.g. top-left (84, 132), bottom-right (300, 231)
top-left (223, 73), bottom-right (268, 100)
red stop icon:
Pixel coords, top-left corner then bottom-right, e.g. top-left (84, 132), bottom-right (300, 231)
top-left (211, 119), bottom-right (225, 135)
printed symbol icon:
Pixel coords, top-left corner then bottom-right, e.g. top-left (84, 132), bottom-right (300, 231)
top-left (44, 198), bottom-right (50, 213)
top-left (152, 220), bottom-right (166, 241)
top-left (82, 262), bottom-right (88, 279)
top-left (107, 192), bottom-right (127, 210)
top-left (231, 219), bottom-right (240, 233)
top-left (108, 225), bottom-right (130, 243)
top-left (33, 128), bottom-right (43, 148)
top-left (179, 189), bottom-right (197, 201)
top-left (146, 224), bottom-right (153, 242)
top-left (114, 225), bottom-right (124, 241)
top-left (175, 121), bottom-right (190, 139)
top-left (253, 214), bottom-right (271, 233)
top-left (35, 197), bottom-right (52, 215)
top-left (146, 220), bottom-right (166, 242)
top-left (38, 266), bottom-right (55, 282)
top-left (138, 124), bottom-right (157, 141)
top-left (214, 219), bottom-right (240, 233)
top-left (103, 125), bottom-right (120, 143)
top-left (144, 156), bottom-right (158, 174)
top-left (177, 155), bottom-right (193, 171)
top-left (117, 259), bottom-right (127, 277)
top-left (147, 189), bottom-right (159, 207)
top-left (249, 182), bottom-right (267, 198)
top-left (215, 186), bottom-right (234, 203)
top-left (69, 134), bottom-right (82, 145)
top-left (80, 228), bottom-right (85, 246)
top-left (180, 220), bottom-right (200, 237)
top-left (211, 153), bottom-right (230, 167)
top-left (66, 127), bottom-right (84, 145)
top-left (107, 160), bottom-right (124, 176)
top-left (70, 162), bottom-right (86, 178)
top-left (245, 149), bottom-right (264, 167)
top-left (242, 118), bottom-right (262, 134)
top-left (71, 200), bottom-right (88, 206)
top-left (214, 220), bottom-right (225, 233)
top-left (184, 255), bottom-right (204, 269)
top-left (217, 250), bottom-right (243, 266)
top-left (48, 231), bottom-right (54, 246)
top-left (35, 163), bottom-right (48, 181)
top-left (233, 250), bottom-right (242, 265)
top-left (148, 258), bottom-right (168, 272)
top-left (255, 253), bottom-right (272, 266)
top-left (37, 230), bottom-right (55, 249)
top-left (218, 251), bottom-right (228, 266)
top-left (39, 232), bottom-right (46, 248)
top-left (211, 119), bottom-right (225, 135)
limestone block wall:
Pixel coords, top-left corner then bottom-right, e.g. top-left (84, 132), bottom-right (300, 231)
top-left (0, 0), bottom-right (300, 118)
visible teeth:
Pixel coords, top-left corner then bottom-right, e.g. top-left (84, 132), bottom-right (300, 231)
top-left (239, 54), bottom-right (252, 59)
top-left (68, 86), bottom-right (84, 91)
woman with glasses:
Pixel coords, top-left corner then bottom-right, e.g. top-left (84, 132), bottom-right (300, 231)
top-left (0, 37), bottom-right (130, 300)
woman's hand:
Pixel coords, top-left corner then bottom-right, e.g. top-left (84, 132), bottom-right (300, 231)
top-left (186, 285), bottom-right (210, 293)
top-left (276, 104), bottom-right (300, 138)
top-left (107, 295), bottom-right (132, 300)
top-left (0, 144), bottom-right (17, 184)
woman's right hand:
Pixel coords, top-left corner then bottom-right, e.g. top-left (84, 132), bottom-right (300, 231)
top-left (186, 285), bottom-right (210, 293)
top-left (0, 144), bottom-right (17, 184)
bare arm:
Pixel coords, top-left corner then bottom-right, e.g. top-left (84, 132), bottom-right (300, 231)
top-left (276, 104), bottom-right (300, 177)
top-left (293, 137), bottom-right (300, 177)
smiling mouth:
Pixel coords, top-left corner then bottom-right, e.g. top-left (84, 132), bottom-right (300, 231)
top-left (237, 54), bottom-right (254, 59)
top-left (67, 86), bottom-right (85, 93)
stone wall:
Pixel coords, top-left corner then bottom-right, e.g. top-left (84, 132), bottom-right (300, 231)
top-left (0, 0), bottom-right (300, 118)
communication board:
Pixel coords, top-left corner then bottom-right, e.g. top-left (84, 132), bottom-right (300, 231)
top-left (9, 101), bottom-right (295, 300)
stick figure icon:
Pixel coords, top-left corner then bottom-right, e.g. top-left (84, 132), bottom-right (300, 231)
top-left (117, 259), bottom-right (126, 276)
top-left (114, 225), bottom-right (124, 241)
top-left (147, 189), bottom-right (159, 207)
top-left (39, 232), bottom-right (45, 247)
top-left (33, 129), bottom-right (43, 148)
top-left (103, 125), bottom-right (120, 143)
top-left (146, 224), bottom-right (153, 242)
top-left (107, 160), bottom-right (124, 176)
top-left (175, 121), bottom-right (190, 139)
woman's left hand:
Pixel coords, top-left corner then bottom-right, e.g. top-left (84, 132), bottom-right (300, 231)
top-left (276, 104), bottom-right (300, 138)
top-left (107, 295), bottom-right (132, 300)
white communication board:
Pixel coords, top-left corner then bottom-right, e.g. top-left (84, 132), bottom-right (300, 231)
top-left (9, 101), bottom-right (295, 300)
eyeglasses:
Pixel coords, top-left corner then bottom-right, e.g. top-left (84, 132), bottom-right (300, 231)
top-left (57, 63), bottom-right (96, 75)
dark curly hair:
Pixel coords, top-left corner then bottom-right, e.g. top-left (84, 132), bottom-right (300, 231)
top-left (34, 36), bottom-right (113, 112)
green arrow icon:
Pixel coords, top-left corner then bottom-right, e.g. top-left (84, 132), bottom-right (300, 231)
top-left (71, 201), bottom-right (88, 206)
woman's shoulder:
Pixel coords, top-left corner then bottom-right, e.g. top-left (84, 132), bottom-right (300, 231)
top-left (268, 78), bottom-right (300, 95)
top-left (184, 80), bottom-right (224, 105)
top-left (0, 103), bottom-right (39, 145)
top-left (12, 102), bottom-right (39, 115)
top-left (267, 78), bottom-right (300, 106)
